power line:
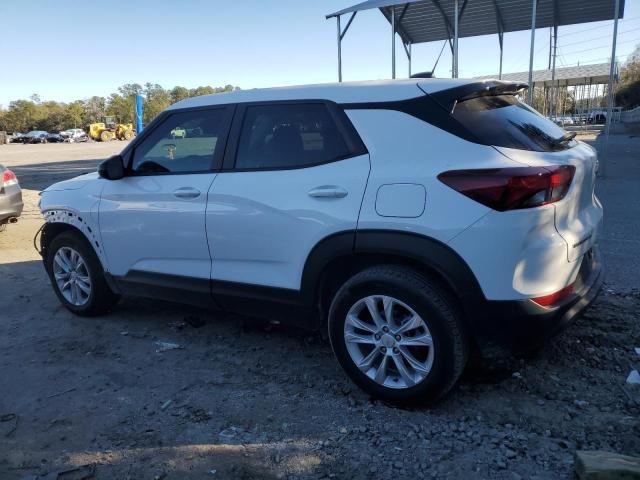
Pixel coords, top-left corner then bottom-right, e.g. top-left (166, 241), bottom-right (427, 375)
top-left (504, 39), bottom-right (550, 73)
top-left (560, 27), bottom-right (640, 48)
top-left (558, 15), bottom-right (640, 38)
top-left (561, 37), bottom-right (640, 56)
top-left (555, 54), bottom-right (626, 68)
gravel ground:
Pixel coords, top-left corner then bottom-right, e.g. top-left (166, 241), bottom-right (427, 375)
top-left (0, 141), bottom-right (639, 480)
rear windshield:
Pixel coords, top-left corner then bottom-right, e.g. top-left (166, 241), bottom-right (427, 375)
top-left (452, 95), bottom-right (574, 152)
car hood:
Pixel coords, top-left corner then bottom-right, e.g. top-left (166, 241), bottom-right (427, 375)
top-left (43, 172), bottom-right (100, 192)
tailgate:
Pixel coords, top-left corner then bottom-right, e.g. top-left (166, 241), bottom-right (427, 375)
top-left (495, 141), bottom-right (602, 262)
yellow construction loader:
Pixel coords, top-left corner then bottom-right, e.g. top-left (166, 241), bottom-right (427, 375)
top-left (89, 116), bottom-right (135, 142)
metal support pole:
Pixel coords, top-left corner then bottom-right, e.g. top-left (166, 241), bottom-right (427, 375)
top-left (337, 16), bottom-right (342, 82)
top-left (603, 0), bottom-right (620, 177)
top-left (548, 27), bottom-right (553, 70)
top-left (391, 6), bottom-right (396, 79)
top-left (453, 0), bottom-right (459, 78)
top-left (408, 43), bottom-right (412, 77)
top-left (498, 33), bottom-right (504, 80)
top-left (527, 0), bottom-right (538, 104)
top-left (550, 24), bottom-right (558, 118)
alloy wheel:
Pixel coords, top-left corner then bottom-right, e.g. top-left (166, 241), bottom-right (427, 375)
top-left (344, 295), bottom-right (435, 389)
top-left (53, 247), bottom-right (92, 306)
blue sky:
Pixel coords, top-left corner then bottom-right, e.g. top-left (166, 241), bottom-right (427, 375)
top-left (1, 0), bottom-right (639, 106)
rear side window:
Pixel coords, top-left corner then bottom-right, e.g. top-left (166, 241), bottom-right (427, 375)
top-left (452, 95), bottom-right (573, 152)
top-left (235, 103), bottom-right (354, 170)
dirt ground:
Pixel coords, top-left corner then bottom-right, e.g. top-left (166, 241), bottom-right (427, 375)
top-left (0, 141), bottom-right (639, 480)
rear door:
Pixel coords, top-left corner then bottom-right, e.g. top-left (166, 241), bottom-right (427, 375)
top-left (206, 101), bottom-right (369, 291)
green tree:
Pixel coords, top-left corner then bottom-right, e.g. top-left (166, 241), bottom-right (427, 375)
top-left (64, 101), bottom-right (85, 129)
top-left (1, 83), bottom-right (239, 133)
top-left (5, 100), bottom-right (40, 132)
top-left (170, 86), bottom-right (190, 104)
top-left (143, 83), bottom-right (171, 124)
top-left (615, 44), bottom-right (640, 109)
top-left (84, 96), bottom-right (106, 124)
top-left (106, 93), bottom-right (134, 123)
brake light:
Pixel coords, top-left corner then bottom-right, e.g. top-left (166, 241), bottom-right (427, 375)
top-left (2, 169), bottom-right (18, 187)
top-left (438, 165), bottom-right (575, 211)
top-left (531, 284), bottom-right (574, 307)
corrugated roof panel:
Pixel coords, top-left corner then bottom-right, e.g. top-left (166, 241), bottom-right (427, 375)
top-left (327, 0), bottom-right (625, 44)
top-left (474, 63), bottom-right (614, 86)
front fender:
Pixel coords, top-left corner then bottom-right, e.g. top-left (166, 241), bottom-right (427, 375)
top-left (41, 208), bottom-right (107, 270)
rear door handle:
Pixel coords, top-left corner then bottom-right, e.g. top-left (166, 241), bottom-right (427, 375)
top-left (173, 187), bottom-right (201, 199)
top-left (307, 186), bottom-right (348, 198)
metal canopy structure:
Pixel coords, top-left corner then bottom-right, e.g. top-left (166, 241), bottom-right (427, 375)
top-left (475, 63), bottom-right (622, 126)
top-left (326, 0), bottom-right (625, 175)
top-left (475, 63), bottom-right (614, 88)
top-left (326, 0), bottom-right (625, 86)
top-left (327, 0), bottom-right (625, 44)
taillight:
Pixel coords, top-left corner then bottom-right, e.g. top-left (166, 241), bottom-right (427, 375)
top-left (438, 165), bottom-right (575, 211)
top-left (2, 169), bottom-right (18, 187)
top-left (531, 283), bottom-right (574, 307)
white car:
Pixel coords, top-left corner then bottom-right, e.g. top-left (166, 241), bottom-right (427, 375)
top-left (61, 128), bottom-right (88, 142)
top-left (551, 116), bottom-right (574, 127)
top-left (38, 79), bottom-right (603, 404)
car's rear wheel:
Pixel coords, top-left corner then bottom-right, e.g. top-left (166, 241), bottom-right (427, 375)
top-left (45, 230), bottom-right (119, 316)
top-left (328, 265), bottom-right (468, 405)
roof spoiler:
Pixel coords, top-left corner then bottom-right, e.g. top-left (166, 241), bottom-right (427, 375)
top-left (428, 80), bottom-right (529, 114)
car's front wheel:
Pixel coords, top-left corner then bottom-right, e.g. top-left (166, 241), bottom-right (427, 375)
top-left (328, 266), bottom-right (468, 405)
top-left (45, 230), bottom-right (119, 316)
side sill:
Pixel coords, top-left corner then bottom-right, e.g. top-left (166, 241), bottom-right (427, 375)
top-left (110, 270), bottom-right (219, 309)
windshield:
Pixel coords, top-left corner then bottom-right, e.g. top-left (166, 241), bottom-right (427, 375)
top-left (452, 95), bottom-right (575, 152)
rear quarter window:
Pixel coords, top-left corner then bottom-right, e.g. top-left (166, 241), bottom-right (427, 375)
top-left (452, 95), bottom-right (574, 152)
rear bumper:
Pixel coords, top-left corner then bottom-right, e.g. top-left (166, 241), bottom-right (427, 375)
top-left (0, 189), bottom-right (24, 223)
top-left (473, 246), bottom-right (604, 355)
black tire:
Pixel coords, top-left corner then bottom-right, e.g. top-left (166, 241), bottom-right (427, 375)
top-left (328, 265), bottom-right (469, 405)
top-left (45, 230), bottom-right (119, 316)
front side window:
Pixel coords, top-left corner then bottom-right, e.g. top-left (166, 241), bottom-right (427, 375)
top-left (235, 103), bottom-right (352, 169)
top-left (131, 108), bottom-right (229, 174)
top-left (451, 95), bottom-right (575, 152)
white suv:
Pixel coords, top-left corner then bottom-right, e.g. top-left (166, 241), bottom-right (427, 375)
top-left (38, 79), bottom-right (603, 404)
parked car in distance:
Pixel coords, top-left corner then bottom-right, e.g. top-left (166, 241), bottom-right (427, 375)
top-left (588, 111), bottom-right (607, 124)
top-left (170, 127), bottom-right (186, 138)
top-left (0, 164), bottom-right (23, 231)
top-left (551, 116), bottom-right (574, 127)
top-left (46, 133), bottom-right (64, 143)
top-left (38, 79), bottom-right (604, 404)
top-left (61, 128), bottom-right (89, 142)
top-left (21, 130), bottom-right (48, 144)
top-left (9, 133), bottom-right (24, 143)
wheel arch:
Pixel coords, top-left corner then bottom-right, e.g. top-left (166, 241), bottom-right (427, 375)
top-left (301, 230), bottom-right (486, 333)
top-left (40, 209), bottom-right (107, 270)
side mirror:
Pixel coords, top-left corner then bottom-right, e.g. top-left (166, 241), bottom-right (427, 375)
top-left (98, 155), bottom-right (125, 180)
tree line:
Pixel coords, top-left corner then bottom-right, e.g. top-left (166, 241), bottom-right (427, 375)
top-left (1, 48), bottom-right (638, 135)
top-left (615, 46), bottom-right (640, 110)
top-left (0, 83), bottom-right (238, 133)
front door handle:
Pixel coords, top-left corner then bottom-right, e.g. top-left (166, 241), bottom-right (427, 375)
top-left (173, 187), bottom-right (201, 199)
top-left (307, 186), bottom-right (348, 199)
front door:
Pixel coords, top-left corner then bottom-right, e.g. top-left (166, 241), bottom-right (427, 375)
top-left (99, 106), bottom-right (233, 289)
